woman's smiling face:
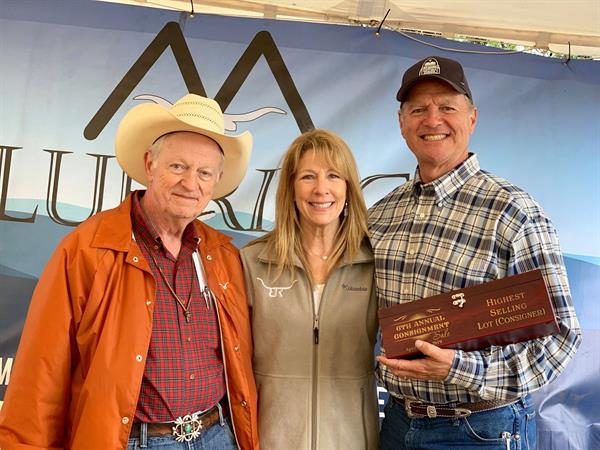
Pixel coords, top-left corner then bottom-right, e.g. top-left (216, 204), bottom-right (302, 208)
top-left (293, 149), bottom-right (347, 234)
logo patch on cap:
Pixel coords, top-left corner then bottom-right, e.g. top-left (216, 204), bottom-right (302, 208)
top-left (419, 58), bottom-right (441, 76)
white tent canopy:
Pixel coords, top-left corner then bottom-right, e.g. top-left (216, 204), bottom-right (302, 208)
top-left (101, 0), bottom-right (600, 58)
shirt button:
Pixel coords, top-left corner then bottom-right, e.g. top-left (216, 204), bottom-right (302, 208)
top-left (206, 254), bottom-right (213, 261)
top-left (122, 417), bottom-right (129, 424)
top-left (132, 256), bottom-right (139, 263)
top-left (241, 400), bottom-right (247, 407)
top-left (409, 248), bottom-right (415, 255)
top-left (234, 346), bottom-right (239, 352)
top-left (419, 213), bottom-right (425, 219)
top-left (146, 300), bottom-right (152, 306)
top-left (153, 245), bottom-right (159, 250)
top-left (437, 202), bottom-right (443, 207)
top-left (187, 337), bottom-right (192, 342)
top-left (135, 355), bottom-right (143, 362)
top-left (190, 374), bottom-right (195, 380)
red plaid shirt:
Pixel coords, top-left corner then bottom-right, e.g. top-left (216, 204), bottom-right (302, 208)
top-left (131, 191), bottom-right (225, 422)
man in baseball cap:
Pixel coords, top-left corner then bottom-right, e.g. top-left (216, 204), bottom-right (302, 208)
top-left (0, 94), bottom-right (259, 450)
top-left (369, 56), bottom-right (581, 450)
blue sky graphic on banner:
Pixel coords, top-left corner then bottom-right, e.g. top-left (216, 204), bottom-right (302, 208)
top-left (1, 0), bottom-right (599, 448)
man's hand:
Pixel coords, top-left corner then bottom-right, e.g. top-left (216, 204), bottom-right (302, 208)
top-left (376, 340), bottom-right (455, 381)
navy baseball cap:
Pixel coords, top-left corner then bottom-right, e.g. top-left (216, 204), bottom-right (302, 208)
top-left (396, 56), bottom-right (473, 102)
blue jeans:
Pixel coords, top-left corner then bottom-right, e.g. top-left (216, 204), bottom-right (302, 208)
top-left (380, 395), bottom-right (537, 450)
top-left (127, 417), bottom-right (237, 450)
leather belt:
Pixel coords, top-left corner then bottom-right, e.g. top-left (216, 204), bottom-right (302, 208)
top-left (391, 395), bottom-right (518, 419)
top-left (130, 404), bottom-right (227, 440)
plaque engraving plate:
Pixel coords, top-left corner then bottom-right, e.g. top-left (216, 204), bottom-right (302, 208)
top-left (378, 269), bottom-right (559, 359)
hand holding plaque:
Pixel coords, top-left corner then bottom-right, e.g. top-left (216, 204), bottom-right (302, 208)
top-left (378, 269), bottom-right (559, 359)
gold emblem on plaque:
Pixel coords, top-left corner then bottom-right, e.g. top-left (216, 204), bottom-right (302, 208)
top-left (451, 293), bottom-right (466, 308)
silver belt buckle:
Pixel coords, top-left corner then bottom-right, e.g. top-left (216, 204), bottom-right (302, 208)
top-left (404, 398), bottom-right (424, 418)
top-left (172, 412), bottom-right (203, 442)
top-left (404, 398), bottom-right (472, 419)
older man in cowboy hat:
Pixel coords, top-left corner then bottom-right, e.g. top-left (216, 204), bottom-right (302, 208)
top-left (0, 94), bottom-right (259, 450)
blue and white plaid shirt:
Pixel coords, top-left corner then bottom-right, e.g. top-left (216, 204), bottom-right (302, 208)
top-left (369, 154), bottom-right (581, 404)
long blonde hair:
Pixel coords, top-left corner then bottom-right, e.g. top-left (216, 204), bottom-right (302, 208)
top-left (251, 129), bottom-right (368, 282)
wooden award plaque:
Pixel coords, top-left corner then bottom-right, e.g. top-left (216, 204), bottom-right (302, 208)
top-left (378, 269), bottom-right (559, 359)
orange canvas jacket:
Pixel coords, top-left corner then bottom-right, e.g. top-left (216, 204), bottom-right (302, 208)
top-left (0, 194), bottom-right (259, 450)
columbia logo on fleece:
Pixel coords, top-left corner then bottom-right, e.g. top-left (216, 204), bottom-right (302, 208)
top-left (342, 283), bottom-right (367, 292)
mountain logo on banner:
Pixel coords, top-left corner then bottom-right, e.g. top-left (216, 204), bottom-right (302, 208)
top-left (80, 21), bottom-right (315, 233)
top-left (83, 22), bottom-right (314, 141)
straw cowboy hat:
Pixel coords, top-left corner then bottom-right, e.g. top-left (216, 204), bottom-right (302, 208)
top-left (115, 93), bottom-right (252, 199)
